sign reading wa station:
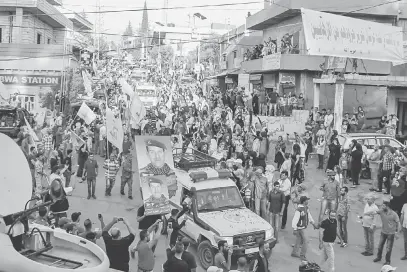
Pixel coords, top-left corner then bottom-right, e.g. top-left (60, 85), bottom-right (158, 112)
top-left (0, 74), bottom-right (61, 86)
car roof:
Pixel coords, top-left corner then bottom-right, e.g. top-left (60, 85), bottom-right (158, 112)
top-left (339, 133), bottom-right (392, 138)
top-left (174, 168), bottom-right (236, 191)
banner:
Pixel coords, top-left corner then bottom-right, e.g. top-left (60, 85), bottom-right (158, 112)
top-left (24, 117), bottom-right (39, 142)
top-left (301, 8), bottom-right (404, 63)
top-left (77, 102), bottom-right (97, 124)
top-left (0, 74), bottom-right (61, 86)
top-left (128, 91), bottom-right (146, 124)
top-left (135, 136), bottom-right (177, 215)
top-left (258, 110), bottom-right (309, 139)
top-left (106, 109), bottom-right (124, 153)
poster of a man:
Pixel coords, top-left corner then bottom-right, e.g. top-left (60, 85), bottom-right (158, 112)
top-left (140, 139), bottom-right (174, 175)
top-left (135, 136), bottom-right (180, 212)
top-left (141, 176), bottom-right (171, 215)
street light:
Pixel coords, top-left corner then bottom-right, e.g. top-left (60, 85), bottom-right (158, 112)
top-left (192, 13), bottom-right (206, 65)
top-left (155, 22), bottom-right (164, 75)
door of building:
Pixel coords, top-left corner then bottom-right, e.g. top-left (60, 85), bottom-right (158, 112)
top-left (396, 100), bottom-right (407, 135)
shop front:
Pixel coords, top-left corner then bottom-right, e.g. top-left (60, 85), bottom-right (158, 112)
top-left (249, 74), bottom-right (262, 90)
top-left (0, 73), bottom-right (62, 114)
top-left (388, 87), bottom-right (407, 136)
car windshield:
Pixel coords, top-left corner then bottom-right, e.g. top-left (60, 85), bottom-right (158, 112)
top-left (0, 109), bottom-right (17, 127)
top-left (196, 186), bottom-right (245, 212)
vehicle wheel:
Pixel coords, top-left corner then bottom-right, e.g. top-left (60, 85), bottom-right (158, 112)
top-left (197, 240), bottom-right (215, 270)
top-left (361, 169), bottom-right (371, 180)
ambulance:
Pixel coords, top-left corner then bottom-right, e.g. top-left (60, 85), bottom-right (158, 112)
top-left (169, 149), bottom-right (276, 270)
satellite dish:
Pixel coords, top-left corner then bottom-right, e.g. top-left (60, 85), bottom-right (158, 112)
top-left (0, 133), bottom-right (32, 217)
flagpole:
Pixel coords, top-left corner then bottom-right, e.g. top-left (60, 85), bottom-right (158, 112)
top-left (105, 83), bottom-right (110, 160)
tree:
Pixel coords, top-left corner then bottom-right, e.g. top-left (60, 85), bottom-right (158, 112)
top-left (63, 68), bottom-right (85, 115)
top-left (149, 45), bottom-right (174, 69)
top-left (124, 21), bottom-right (134, 36)
top-left (199, 34), bottom-right (221, 74)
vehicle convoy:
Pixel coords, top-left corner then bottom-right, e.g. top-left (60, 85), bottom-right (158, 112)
top-left (0, 104), bottom-right (34, 137)
top-left (169, 148), bottom-right (276, 270)
top-left (0, 133), bottom-right (110, 271)
top-left (135, 83), bottom-right (157, 108)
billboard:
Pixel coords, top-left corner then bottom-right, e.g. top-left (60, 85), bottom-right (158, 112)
top-left (0, 74), bottom-right (61, 86)
top-left (135, 136), bottom-right (177, 216)
top-left (301, 8), bottom-right (404, 63)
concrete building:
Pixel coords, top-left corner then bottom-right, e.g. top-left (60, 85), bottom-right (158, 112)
top-left (216, 24), bottom-right (262, 90)
top-left (0, 0), bottom-right (92, 113)
top-left (241, 0), bottom-right (405, 127)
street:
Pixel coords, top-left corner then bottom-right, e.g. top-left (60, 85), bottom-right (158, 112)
top-left (68, 154), bottom-right (405, 272)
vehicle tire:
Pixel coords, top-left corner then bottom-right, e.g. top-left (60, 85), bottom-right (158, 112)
top-left (361, 169), bottom-right (371, 180)
top-left (197, 240), bottom-right (215, 270)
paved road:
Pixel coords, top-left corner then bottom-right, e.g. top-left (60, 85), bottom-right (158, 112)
top-left (67, 154), bottom-right (405, 272)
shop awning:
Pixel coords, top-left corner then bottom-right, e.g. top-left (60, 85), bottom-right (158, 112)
top-left (250, 74), bottom-right (262, 81)
top-left (205, 71), bottom-right (227, 79)
top-left (227, 68), bottom-right (241, 75)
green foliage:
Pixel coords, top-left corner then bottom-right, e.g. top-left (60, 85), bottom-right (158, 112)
top-left (199, 34), bottom-right (221, 65)
top-left (149, 45), bottom-right (174, 68)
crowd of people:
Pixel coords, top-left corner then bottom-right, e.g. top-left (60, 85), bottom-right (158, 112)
top-left (8, 49), bottom-right (407, 272)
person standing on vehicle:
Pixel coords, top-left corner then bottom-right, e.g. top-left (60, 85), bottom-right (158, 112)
top-left (374, 201), bottom-right (401, 266)
top-left (291, 196), bottom-right (316, 260)
top-left (214, 240), bottom-right (233, 271)
top-left (102, 217), bottom-right (136, 272)
top-left (267, 181), bottom-right (284, 243)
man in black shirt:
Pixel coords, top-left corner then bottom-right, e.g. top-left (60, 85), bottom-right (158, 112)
top-left (137, 205), bottom-right (161, 252)
top-left (102, 217), bottom-right (136, 272)
top-left (163, 240), bottom-right (189, 272)
top-left (168, 208), bottom-right (187, 248)
top-left (166, 238), bottom-right (197, 272)
top-left (63, 149), bottom-right (73, 187)
top-left (316, 210), bottom-right (337, 272)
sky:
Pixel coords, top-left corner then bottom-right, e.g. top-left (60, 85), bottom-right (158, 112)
top-left (62, 0), bottom-right (264, 41)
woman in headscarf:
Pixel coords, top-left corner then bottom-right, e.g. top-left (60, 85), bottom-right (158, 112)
top-left (326, 138), bottom-right (341, 171)
top-left (349, 140), bottom-right (363, 188)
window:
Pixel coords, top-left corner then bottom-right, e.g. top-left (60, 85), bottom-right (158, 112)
top-left (365, 138), bottom-right (378, 149)
top-left (387, 138), bottom-right (403, 149)
top-left (47, 38), bottom-right (51, 44)
top-left (37, 33), bottom-right (42, 44)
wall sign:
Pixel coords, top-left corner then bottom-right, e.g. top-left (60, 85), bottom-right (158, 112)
top-left (0, 74), bottom-right (61, 86)
top-left (279, 73), bottom-right (296, 84)
top-left (225, 77), bottom-right (234, 84)
top-left (262, 53), bottom-right (281, 70)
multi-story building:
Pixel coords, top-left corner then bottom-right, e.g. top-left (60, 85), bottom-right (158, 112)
top-left (0, 0), bottom-right (92, 113)
top-left (216, 24), bottom-right (262, 90)
top-left (241, 0), bottom-right (404, 125)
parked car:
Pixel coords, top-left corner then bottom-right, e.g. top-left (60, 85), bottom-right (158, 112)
top-left (0, 105), bottom-right (33, 138)
top-left (338, 133), bottom-right (405, 157)
top-left (338, 133), bottom-right (405, 179)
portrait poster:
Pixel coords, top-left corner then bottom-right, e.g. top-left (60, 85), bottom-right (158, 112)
top-left (135, 136), bottom-right (177, 215)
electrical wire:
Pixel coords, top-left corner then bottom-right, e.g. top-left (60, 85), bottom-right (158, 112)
top-left (0, 1), bottom-right (404, 61)
top-left (7, 1), bottom-right (266, 18)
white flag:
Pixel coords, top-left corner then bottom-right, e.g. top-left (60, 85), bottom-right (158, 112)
top-left (128, 91), bottom-right (146, 124)
top-left (24, 117), bottom-right (39, 142)
top-left (0, 81), bottom-right (10, 106)
top-left (106, 109), bottom-right (124, 152)
top-left (166, 94), bottom-right (172, 109)
top-left (77, 102), bottom-right (96, 124)
top-left (120, 78), bottom-right (134, 98)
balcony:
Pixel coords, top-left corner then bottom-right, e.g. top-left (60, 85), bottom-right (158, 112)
top-left (249, 0), bottom-right (398, 30)
top-left (0, 43), bottom-right (65, 58)
top-left (67, 13), bottom-right (93, 31)
top-left (1, 0), bottom-right (73, 28)
top-left (241, 53), bottom-right (391, 75)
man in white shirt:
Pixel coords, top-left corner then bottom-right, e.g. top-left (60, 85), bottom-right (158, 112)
top-left (401, 203), bottom-right (407, 260)
top-left (278, 171), bottom-right (292, 229)
top-left (360, 196), bottom-right (379, 256)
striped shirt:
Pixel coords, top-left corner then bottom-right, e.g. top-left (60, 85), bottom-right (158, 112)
top-left (103, 159), bottom-right (120, 179)
top-left (42, 134), bottom-right (53, 150)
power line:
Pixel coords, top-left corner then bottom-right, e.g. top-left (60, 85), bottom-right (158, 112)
top-left (9, 1), bottom-right (265, 18)
top-left (341, 0), bottom-right (401, 15)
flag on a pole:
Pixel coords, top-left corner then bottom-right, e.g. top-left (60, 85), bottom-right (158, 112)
top-left (77, 102), bottom-right (96, 124)
top-left (0, 81), bottom-right (10, 105)
top-left (128, 90), bottom-right (146, 124)
top-left (24, 117), bottom-right (39, 142)
top-left (120, 78), bottom-right (134, 98)
top-left (71, 131), bottom-right (86, 149)
top-left (106, 109), bottom-right (124, 153)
